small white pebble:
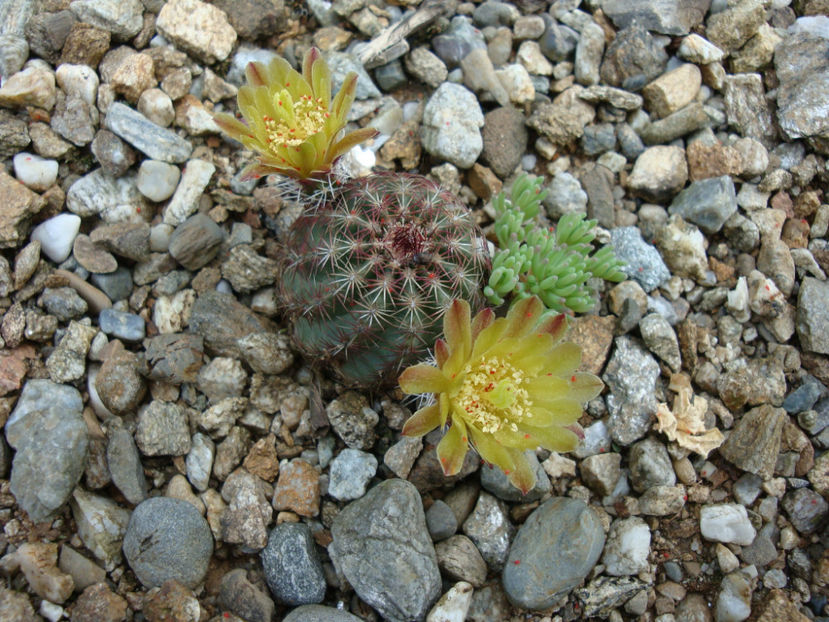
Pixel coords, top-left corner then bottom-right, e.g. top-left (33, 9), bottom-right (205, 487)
top-left (13, 152), bottom-right (59, 191)
top-left (30, 213), bottom-right (81, 263)
top-left (39, 600), bottom-right (64, 622)
top-left (137, 160), bottom-right (181, 202)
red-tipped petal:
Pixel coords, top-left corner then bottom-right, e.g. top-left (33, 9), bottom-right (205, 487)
top-left (328, 127), bottom-right (379, 162)
top-left (536, 312), bottom-right (568, 343)
top-left (245, 61), bottom-right (268, 87)
top-left (436, 418), bottom-right (469, 476)
top-left (443, 299), bottom-right (471, 375)
top-left (331, 72), bottom-right (358, 120)
top-left (212, 112), bottom-right (250, 140)
top-left (434, 339), bottom-right (449, 368)
top-left (506, 448), bottom-right (537, 495)
top-left (503, 296), bottom-right (544, 338)
top-left (471, 307), bottom-right (495, 342)
top-left (568, 372), bottom-right (604, 403)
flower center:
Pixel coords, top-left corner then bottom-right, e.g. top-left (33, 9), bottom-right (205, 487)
top-left (263, 92), bottom-right (329, 152)
top-left (455, 357), bottom-right (531, 433)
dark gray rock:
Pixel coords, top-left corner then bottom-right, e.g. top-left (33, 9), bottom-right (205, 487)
top-left (482, 106), bottom-right (527, 178)
top-left (283, 605), bottom-right (363, 622)
top-left (374, 59), bottom-right (407, 92)
top-left (122, 496), bottom-right (213, 588)
top-left (329, 479), bottom-right (441, 621)
top-left (797, 277), bottom-right (829, 355)
top-left (261, 523), bottom-right (325, 606)
top-left (104, 102), bottom-right (193, 163)
top-left (602, 336), bottom-right (661, 446)
top-left (581, 123), bottom-right (616, 156)
top-left (188, 290), bottom-right (272, 360)
top-left (639, 102), bottom-right (711, 145)
top-left (776, 31), bottom-right (829, 150)
top-left (25, 10), bottom-right (77, 64)
top-left (431, 16), bottom-right (486, 68)
top-left (668, 175), bottom-right (737, 234)
top-left (782, 488), bottom-right (828, 535)
top-left (426, 499), bottom-right (458, 541)
top-left (601, 0), bottom-right (710, 36)
top-left (168, 213), bottom-right (225, 271)
top-left (502, 497), bottom-right (605, 610)
top-left (600, 24), bottom-right (668, 90)
top-left (462, 491), bottom-right (513, 572)
top-left (539, 14), bottom-right (578, 62)
top-left (609, 227), bottom-right (670, 293)
top-left (91, 266), bottom-right (133, 302)
top-left (38, 286), bottom-right (88, 321)
top-left (723, 73), bottom-right (775, 148)
top-left (783, 375), bottom-right (827, 414)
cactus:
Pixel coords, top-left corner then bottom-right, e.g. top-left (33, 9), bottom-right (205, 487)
top-left (278, 172), bottom-right (491, 387)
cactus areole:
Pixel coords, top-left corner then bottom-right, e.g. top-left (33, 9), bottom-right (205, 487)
top-left (278, 172), bottom-right (491, 387)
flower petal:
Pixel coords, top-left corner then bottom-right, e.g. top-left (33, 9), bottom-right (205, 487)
top-left (468, 425), bottom-right (515, 473)
top-left (399, 364), bottom-right (448, 394)
top-left (522, 423), bottom-right (580, 452)
top-left (310, 49), bottom-right (331, 106)
top-left (238, 161), bottom-right (277, 181)
top-left (536, 312), bottom-right (568, 344)
top-left (212, 112), bottom-right (251, 140)
top-left (469, 317), bottom-right (507, 360)
top-left (542, 342), bottom-right (582, 377)
top-left (436, 417), bottom-right (469, 476)
top-left (332, 72), bottom-right (358, 120)
top-left (568, 372), bottom-right (604, 403)
top-left (503, 295), bottom-right (544, 339)
top-left (523, 398), bottom-right (583, 426)
top-left (434, 338), bottom-right (449, 368)
top-left (471, 307), bottom-right (495, 341)
top-left (245, 61), bottom-right (268, 87)
top-left (328, 127), bottom-right (379, 162)
top-left (443, 299), bottom-right (472, 375)
top-left (402, 403), bottom-right (441, 437)
top-left (505, 448), bottom-right (537, 495)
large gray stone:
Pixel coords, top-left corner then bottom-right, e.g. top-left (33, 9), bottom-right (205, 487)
top-left (104, 102), bottom-right (192, 163)
top-left (601, 0), bottom-right (710, 36)
top-left (261, 523), bottom-right (325, 606)
top-left (797, 277), bottom-right (829, 354)
top-left (668, 175), bottom-right (737, 234)
top-left (421, 83), bottom-right (484, 169)
top-left (502, 497), bottom-right (605, 610)
top-left (329, 479), bottom-right (441, 622)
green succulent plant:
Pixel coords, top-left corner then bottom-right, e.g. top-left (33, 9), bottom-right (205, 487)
top-left (278, 172), bottom-right (491, 388)
top-left (484, 174), bottom-right (626, 314)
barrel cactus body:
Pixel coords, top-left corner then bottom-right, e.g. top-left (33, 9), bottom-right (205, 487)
top-left (279, 172), bottom-right (491, 387)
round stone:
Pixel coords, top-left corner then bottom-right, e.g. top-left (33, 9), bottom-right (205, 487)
top-left (136, 160), bottom-right (181, 202)
top-left (30, 213), bottom-right (82, 263)
top-left (13, 152), bottom-right (58, 192)
top-left (122, 496), bottom-right (213, 589)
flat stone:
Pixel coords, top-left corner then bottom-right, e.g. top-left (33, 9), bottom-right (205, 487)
top-left (69, 0), bottom-right (144, 39)
top-left (329, 479), bottom-right (441, 622)
top-left (66, 168), bottom-right (147, 223)
top-left (168, 213), bottom-right (224, 270)
top-left (90, 221), bottom-right (151, 262)
top-left (601, 0), bottom-right (710, 36)
top-left (218, 568), bottom-right (275, 622)
top-left (0, 168), bottom-right (45, 249)
top-left (503, 497), bottom-right (605, 609)
top-left (668, 175), bottom-right (737, 234)
top-left (282, 606), bottom-right (363, 622)
top-left (719, 404), bottom-right (786, 480)
top-left (639, 102), bottom-right (710, 145)
top-left (104, 102), bottom-right (193, 163)
top-left (107, 426), bottom-right (147, 504)
top-left (163, 159), bottom-right (215, 226)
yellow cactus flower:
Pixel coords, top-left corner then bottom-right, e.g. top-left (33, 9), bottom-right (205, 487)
top-left (213, 47), bottom-right (378, 180)
top-left (399, 296), bottom-right (603, 494)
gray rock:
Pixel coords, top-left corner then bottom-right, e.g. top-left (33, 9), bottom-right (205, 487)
top-left (188, 290), bottom-right (271, 360)
top-left (574, 22), bottom-right (604, 86)
top-left (123, 496), bottom-right (213, 588)
top-left (69, 0), bottom-right (143, 39)
top-left (89, 266), bottom-right (133, 303)
top-left (374, 59), bottom-right (407, 92)
top-left (9, 402), bottom-right (88, 522)
top-left (51, 94), bottom-right (96, 146)
top-left (639, 313), bottom-right (681, 372)
top-left (740, 523), bottom-right (777, 567)
top-left (70, 489), bottom-right (132, 570)
top-left (581, 122), bottom-right (616, 156)
top-left (480, 451), bottom-right (550, 503)
top-left (328, 448), bottom-right (377, 501)
top-left (600, 24), bottom-right (668, 90)
top-left (185, 432), bottom-right (214, 492)
top-left (580, 452), bottom-right (622, 497)
top-left (472, 0), bottom-right (517, 27)
top-left (668, 175), bottom-right (736, 234)
top-left (326, 51), bottom-right (381, 100)
top-left (106, 426), bottom-right (147, 504)
top-left (610, 227), bottom-right (670, 293)
top-left (261, 522), bottom-right (325, 605)
top-left (426, 500), bottom-right (458, 541)
top-left (91, 130), bottom-right (136, 178)
top-left (168, 213), bottom-right (225, 271)
top-left (628, 437), bottom-right (676, 493)
top-left (221, 245), bottom-right (278, 294)
top-left (329, 479), bottom-right (441, 621)
top-left (543, 171), bottom-right (587, 219)
top-left (432, 16), bottom-right (487, 68)
top-left (0, 109), bottom-right (30, 158)
top-left (325, 392), bottom-right (377, 450)
top-left (25, 11), bottom-right (76, 65)
top-left (104, 102), bottom-right (193, 163)
top-left (601, 0), bottom-right (710, 36)
top-left (405, 47), bottom-right (448, 89)
top-left (218, 568), bottom-right (275, 622)
top-left (700, 504), bottom-right (756, 546)
top-left (602, 336), bottom-right (661, 446)
top-left (434, 535), bottom-right (487, 587)
top-left (579, 163), bottom-right (615, 228)
top-left (784, 376), bottom-right (827, 414)
top-left (421, 83), bottom-right (484, 169)
top-left (155, 0), bottom-right (236, 64)
top-left (706, 0), bottom-right (765, 53)
top-left (782, 488), bottom-right (828, 535)
top-left (5, 378), bottom-right (84, 448)
top-left (776, 31), bottom-right (829, 149)
top-left (719, 404), bottom-right (785, 480)
top-left (502, 497), bottom-right (605, 610)
top-left (38, 286), bottom-right (88, 321)
top-left (462, 491), bottom-right (513, 571)
top-left (577, 576), bottom-right (648, 618)
top-left (162, 159), bottom-right (215, 226)
top-left (98, 308), bottom-right (145, 342)
top-left (797, 277), bottom-right (829, 354)
top-left (283, 605), bottom-right (363, 622)
top-left (639, 101), bottom-right (711, 145)
top-left (538, 14), bottom-right (578, 62)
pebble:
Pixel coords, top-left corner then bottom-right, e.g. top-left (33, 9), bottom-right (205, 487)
top-left (426, 582), bottom-right (473, 622)
top-left (260, 523), bottom-right (325, 606)
top-left (642, 64), bottom-right (701, 119)
top-left (168, 213), bottom-right (224, 270)
top-left (0, 65), bottom-right (56, 111)
top-left (602, 336), bottom-right (661, 445)
top-left (480, 451), bottom-right (550, 502)
top-left (69, 0), bottom-right (144, 39)
top-left (326, 51), bottom-right (381, 100)
top-left (104, 101), bottom-right (193, 163)
top-left (73, 234), bottom-right (117, 273)
top-left (481, 106), bottom-right (527, 178)
top-left (90, 130), bottom-right (135, 178)
top-left (719, 404), bottom-right (786, 480)
top-left (162, 159), bottom-right (216, 226)
top-left (574, 22), bottom-right (604, 86)
top-left (46, 320), bottom-right (98, 383)
top-left (421, 83), bottom-right (484, 169)
top-left (155, 0), bottom-right (236, 64)
top-left (716, 569), bottom-right (754, 622)
top-left (70, 489), bottom-right (132, 570)
top-left (13, 152), bottom-right (58, 192)
top-left (272, 459), bottom-right (320, 517)
top-left (405, 47), bottom-right (448, 88)
top-left (602, 517), bottom-right (652, 576)
top-left (700, 504), bottom-right (757, 546)
top-left (797, 277), bottom-right (829, 354)
top-left (135, 400), bottom-right (191, 456)
top-left (781, 488), bottom-right (828, 534)
top-left (186, 432), bottom-right (215, 492)
top-left (325, 392), bottom-right (378, 450)
top-left (432, 16), bottom-right (486, 67)
top-left (426, 499), bottom-right (458, 541)
top-left (220, 469), bottom-right (271, 550)
top-left (580, 452), bottom-right (622, 497)
top-left (96, 347), bottom-right (146, 416)
top-left (434, 535), bottom-right (487, 587)
top-left (669, 175), bottom-right (737, 234)
top-left (30, 213), bottom-right (81, 263)
top-left (98, 308), bottom-right (145, 342)
top-left (544, 171), bottom-right (588, 218)
top-left (106, 426), bottom-right (147, 504)
top-left (327, 448), bottom-right (377, 501)
top-left (10, 542), bottom-right (74, 604)
top-left (67, 168), bottom-right (146, 222)
top-left (90, 267), bottom-right (133, 302)
top-left (517, 40), bottom-right (554, 76)
top-left (600, 23), bottom-right (668, 90)
top-left (610, 227), bottom-right (671, 292)
top-left (329, 479), bottom-right (441, 621)
top-left (282, 605), bottom-right (363, 622)
top-left (462, 491), bottom-right (513, 571)
top-left (55, 63), bottom-right (98, 107)
top-left (503, 497), bottom-right (605, 609)
top-left (123, 496), bottom-right (213, 589)
top-left (38, 287), bottom-right (87, 321)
